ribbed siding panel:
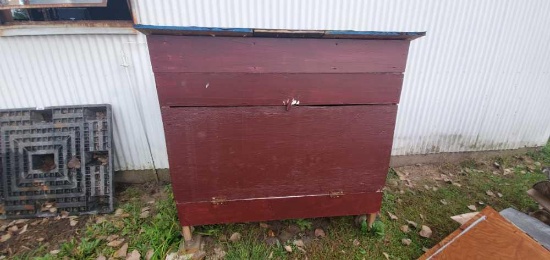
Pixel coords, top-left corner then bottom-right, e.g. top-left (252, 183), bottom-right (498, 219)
top-left (0, 33), bottom-right (168, 170)
top-left (133, 0), bottom-right (550, 155)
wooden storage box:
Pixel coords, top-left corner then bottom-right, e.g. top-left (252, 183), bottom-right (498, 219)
top-left (145, 27), bottom-right (423, 228)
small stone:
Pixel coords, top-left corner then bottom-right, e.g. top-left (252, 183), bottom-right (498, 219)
top-left (107, 234), bottom-right (119, 241)
top-left (486, 190), bottom-right (495, 197)
top-left (387, 211), bottom-right (398, 221)
top-left (126, 249), bottom-right (140, 260)
top-left (432, 187), bottom-right (438, 192)
top-left (70, 219), bottom-right (78, 227)
top-left (284, 245), bottom-right (292, 253)
top-left (468, 205), bottom-right (477, 211)
top-left (60, 211), bottom-right (70, 218)
top-left (107, 239), bottom-right (125, 247)
top-left (478, 201), bottom-right (485, 205)
top-left (503, 169), bottom-right (512, 175)
top-left (113, 243), bottom-right (128, 258)
top-left (497, 192), bottom-right (503, 198)
top-left (0, 233), bottom-right (11, 242)
top-left (402, 238), bottom-right (412, 246)
top-left (19, 224), bottom-right (28, 234)
top-left (452, 182), bottom-right (462, 187)
top-left (406, 220), bottom-right (418, 228)
top-left (140, 211), bottom-right (150, 219)
top-left (50, 250), bottom-right (60, 255)
top-left (419, 225), bottom-right (432, 238)
top-left (440, 199), bottom-right (448, 205)
top-left (114, 208), bottom-right (124, 216)
top-left (293, 239), bottom-right (305, 248)
top-left (314, 228), bottom-right (326, 238)
top-left (145, 250), bottom-right (154, 260)
top-left (229, 232), bottom-right (241, 242)
top-left (353, 239), bottom-right (360, 246)
top-left (493, 162), bottom-right (501, 168)
top-left (423, 185), bottom-right (430, 190)
top-left (400, 225), bottom-right (410, 233)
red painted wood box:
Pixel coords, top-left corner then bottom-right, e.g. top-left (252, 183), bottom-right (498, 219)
top-left (144, 27), bottom-right (424, 227)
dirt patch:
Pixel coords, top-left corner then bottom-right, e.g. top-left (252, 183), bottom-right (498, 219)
top-left (0, 215), bottom-right (89, 257)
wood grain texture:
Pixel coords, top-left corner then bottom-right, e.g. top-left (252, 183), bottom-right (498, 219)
top-left (420, 206), bottom-right (550, 260)
top-left (176, 192), bottom-right (383, 226)
top-left (155, 73), bottom-right (403, 106)
top-left (162, 105), bottom-right (397, 203)
top-left (148, 35), bottom-right (410, 73)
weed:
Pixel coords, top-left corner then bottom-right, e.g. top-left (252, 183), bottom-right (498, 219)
top-left (370, 220), bottom-right (385, 238)
top-left (294, 219), bottom-right (313, 231)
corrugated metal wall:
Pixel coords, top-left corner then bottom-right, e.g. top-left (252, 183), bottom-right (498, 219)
top-left (132, 0), bottom-right (550, 156)
top-left (2, 0), bottom-right (550, 170)
top-left (0, 33), bottom-right (169, 170)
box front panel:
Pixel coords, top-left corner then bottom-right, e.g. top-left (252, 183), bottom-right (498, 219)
top-left (163, 105), bottom-right (396, 204)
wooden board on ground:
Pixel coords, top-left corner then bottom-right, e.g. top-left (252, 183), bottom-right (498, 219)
top-left (420, 206), bottom-right (550, 259)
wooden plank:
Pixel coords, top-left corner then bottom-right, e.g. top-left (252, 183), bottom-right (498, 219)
top-left (176, 192), bottom-right (382, 226)
top-left (162, 105), bottom-right (397, 203)
top-left (527, 189), bottom-right (550, 212)
top-left (154, 72), bottom-right (403, 106)
top-left (148, 35), bottom-right (410, 73)
top-left (420, 207), bottom-right (550, 259)
top-left (500, 208), bottom-right (550, 250)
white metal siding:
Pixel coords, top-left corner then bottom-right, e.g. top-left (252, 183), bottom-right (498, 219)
top-left (0, 33), bottom-right (169, 170)
top-left (131, 0), bottom-right (550, 155)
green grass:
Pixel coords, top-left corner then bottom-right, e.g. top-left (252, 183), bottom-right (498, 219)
top-left (11, 143), bottom-right (550, 260)
top-left (14, 186), bottom-right (182, 260)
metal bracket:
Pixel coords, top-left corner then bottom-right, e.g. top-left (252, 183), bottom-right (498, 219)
top-left (329, 191), bottom-right (344, 198)
top-left (211, 197), bottom-right (227, 205)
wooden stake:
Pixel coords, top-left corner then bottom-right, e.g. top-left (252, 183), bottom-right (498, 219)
top-left (367, 212), bottom-right (377, 228)
top-left (182, 226), bottom-right (192, 241)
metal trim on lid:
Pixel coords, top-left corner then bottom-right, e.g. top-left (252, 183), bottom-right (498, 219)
top-left (134, 25), bottom-right (425, 40)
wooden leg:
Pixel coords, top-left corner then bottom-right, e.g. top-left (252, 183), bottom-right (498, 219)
top-left (182, 226), bottom-right (193, 241)
top-left (367, 212), bottom-right (378, 228)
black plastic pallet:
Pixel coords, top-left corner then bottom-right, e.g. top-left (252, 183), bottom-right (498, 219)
top-left (0, 105), bottom-right (113, 218)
